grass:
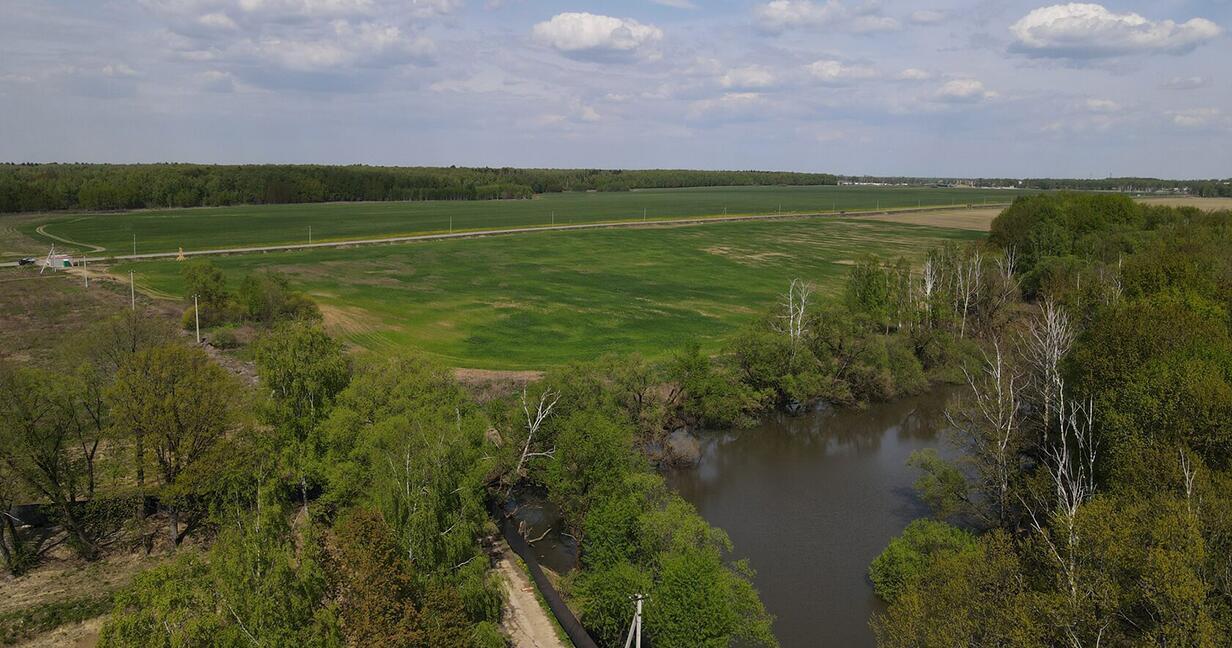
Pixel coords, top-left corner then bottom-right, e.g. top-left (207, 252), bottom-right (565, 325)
top-left (115, 217), bottom-right (981, 369)
top-left (0, 594), bottom-right (112, 646)
top-left (21, 185), bottom-right (1017, 257)
top-left (0, 270), bottom-right (147, 367)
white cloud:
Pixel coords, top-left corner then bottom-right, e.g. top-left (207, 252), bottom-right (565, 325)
top-left (198, 12), bottom-right (239, 29)
top-left (687, 92), bottom-right (767, 120)
top-left (908, 10), bottom-right (945, 26)
top-left (248, 21), bottom-right (434, 71)
top-left (755, 0), bottom-right (898, 34)
top-left (532, 12), bottom-right (663, 61)
top-left (199, 69), bottom-right (236, 91)
top-left (934, 78), bottom-right (996, 103)
top-left (1162, 76), bottom-right (1209, 91)
top-left (1084, 98), bottom-right (1119, 113)
top-left (651, 0), bottom-right (697, 8)
top-left (1169, 108), bottom-right (1226, 129)
top-left (720, 64), bottom-right (776, 89)
top-left (1010, 4), bottom-right (1222, 59)
top-left (807, 59), bottom-right (878, 84)
top-left (895, 67), bottom-right (931, 81)
top-left (101, 63), bottom-right (140, 77)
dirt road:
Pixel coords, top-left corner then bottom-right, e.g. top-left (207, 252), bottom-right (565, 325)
top-left (496, 546), bottom-right (571, 648)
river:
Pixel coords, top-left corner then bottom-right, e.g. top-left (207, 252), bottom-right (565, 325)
top-left (664, 388), bottom-right (956, 648)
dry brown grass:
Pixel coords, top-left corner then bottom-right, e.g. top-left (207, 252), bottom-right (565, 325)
top-left (848, 207), bottom-right (1003, 231)
top-left (0, 268), bottom-right (181, 367)
top-left (1136, 196), bottom-right (1232, 210)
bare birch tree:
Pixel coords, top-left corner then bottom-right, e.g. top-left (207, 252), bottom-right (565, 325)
top-left (954, 249), bottom-right (983, 339)
top-left (920, 255), bottom-right (939, 328)
top-left (1023, 298), bottom-right (1075, 433)
top-left (775, 278), bottom-right (814, 359)
top-left (1023, 392), bottom-right (1104, 648)
top-left (509, 388), bottom-right (559, 489)
top-left (947, 339), bottom-right (1024, 529)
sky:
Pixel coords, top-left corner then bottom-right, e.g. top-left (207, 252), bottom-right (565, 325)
top-left (0, 1), bottom-right (1229, 178)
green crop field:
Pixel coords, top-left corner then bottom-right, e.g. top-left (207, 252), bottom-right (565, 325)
top-left (117, 217), bottom-right (982, 369)
top-left (27, 185), bottom-right (1018, 257)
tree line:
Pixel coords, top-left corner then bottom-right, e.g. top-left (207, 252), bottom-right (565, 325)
top-left (846, 175), bottom-right (1232, 197)
top-left (0, 164), bottom-right (839, 213)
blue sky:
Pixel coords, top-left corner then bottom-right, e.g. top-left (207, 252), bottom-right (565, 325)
top-left (1, 1), bottom-right (1228, 177)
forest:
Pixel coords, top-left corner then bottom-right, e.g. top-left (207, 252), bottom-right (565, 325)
top-left (2, 192), bottom-right (1230, 647)
top-left (868, 193), bottom-right (1232, 646)
top-left (0, 164), bottom-right (838, 213)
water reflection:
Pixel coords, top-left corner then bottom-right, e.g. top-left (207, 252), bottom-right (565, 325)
top-left (503, 487), bottom-right (579, 575)
top-left (665, 387), bottom-right (956, 648)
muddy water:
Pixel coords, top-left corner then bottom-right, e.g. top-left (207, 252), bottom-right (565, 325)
top-left (665, 388), bottom-right (955, 648)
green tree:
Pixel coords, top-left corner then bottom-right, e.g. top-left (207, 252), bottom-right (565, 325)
top-left (869, 519), bottom-right (976, 602)
top-left (254, 322), bottom-right (351, 506)
top-left (543, 410), bottom-right (636, 544)
top-left (108, 345), bottom-right (240, 545)
top-left (98, 502), bottom-right (342, 648)
top-left (0, 364), bottom-right (102, 558)
top-left (181, 260), bottom-right (230, 324)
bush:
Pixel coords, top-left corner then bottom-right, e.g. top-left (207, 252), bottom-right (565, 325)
top-left (470, 621), bottom-right (507, 648)
top-left (869, 519), bottom-right (976, 602)
top-left (886, 336), bottom-right (928, 396)
top-left (239, 271), bottom-right (322, 324)
top-left (210, 326), bottom-right (239, 349)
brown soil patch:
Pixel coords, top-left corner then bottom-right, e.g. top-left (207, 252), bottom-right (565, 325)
top-left (849, 207), bottom-right (1004, 231)
top-left (16, 615), bottom-right (104, 648)
top-left (703, 245), bottom-right (791, 264)
top-left (454, 368), bottom-right (543, 403)
top-left (1136, 196), bottom-right (1232, 210)
top-left (318, 302), bottom-right (385, 337)
top-left (0, 552), bottom-right (166, 617)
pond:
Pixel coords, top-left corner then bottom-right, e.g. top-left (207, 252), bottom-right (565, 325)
top-left (664, 388), bottom-right (956, 648)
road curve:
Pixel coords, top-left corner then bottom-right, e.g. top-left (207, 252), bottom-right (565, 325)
top-left (5, 203), bottom-right (1007, 268)
top-left (34, 223), bottom-right (108, 254)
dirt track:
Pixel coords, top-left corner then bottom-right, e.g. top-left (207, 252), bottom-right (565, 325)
top-left (496, 545), bottom-right (570, 648)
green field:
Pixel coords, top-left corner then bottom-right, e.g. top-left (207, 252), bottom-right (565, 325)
top-left (28, 185), bottom-right (1016, 257)
top-left (118, 217), bottom-right (981, 368)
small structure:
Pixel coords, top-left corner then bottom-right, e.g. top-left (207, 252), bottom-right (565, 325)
top-left (40, 246), bottom-right (73, 272)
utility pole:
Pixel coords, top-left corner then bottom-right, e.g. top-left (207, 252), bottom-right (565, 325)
top-left (132, 234), bottom-right (136, 257)
top-left (308, 225), bottom-right (312, 244)
top-left (623, 594), bottom-right (645, 648)
top-left (449, 215), bottom-right (453, 233)
top-left (83, 258), bottom-right (88, 287)
top-left (129, 271), bottom-right (135, 310)
top-left (193, 294), bottom-right (200, 344)
top-left (643, 207), bottom-right (646, 221)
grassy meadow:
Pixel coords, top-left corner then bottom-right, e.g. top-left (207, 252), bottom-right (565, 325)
top-left (27, 185), bottom-right (1016, 257)
top-left (116, 217), bottom-right (981, 369)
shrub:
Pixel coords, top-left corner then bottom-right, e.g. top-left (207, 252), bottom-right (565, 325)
top-left (869, 519), bottom-right (976, 603)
